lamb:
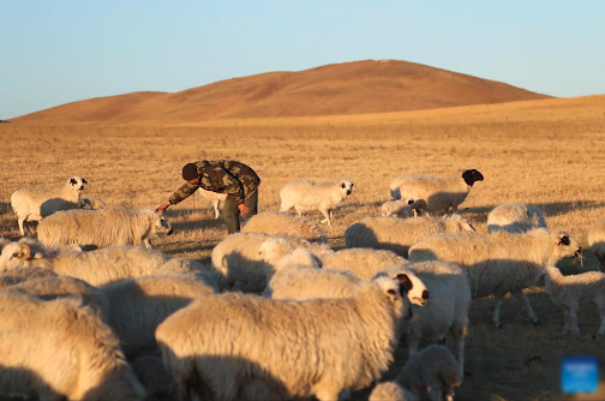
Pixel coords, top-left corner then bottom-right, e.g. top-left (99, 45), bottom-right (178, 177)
top-left (389, 169), bottom-right (484, 215)
top-left (587, 217), bottom-right (605, 272)
top-left (0, 291), bottom-right (144, 400)
top-left (37, 208), bottom-right (173, 249)
top-left (395, 345), bottom-right (462, 401)
top-left (0, 239), bottom-right (191, 286)
top-left (197, 187), bottom-right (228, 219)
top-left (10, 175), bottom-right (87, 236)
top-left (345, 214), bottom-right (476, 257)
top-left (381, 199), bottom-right (427, 218)
top-left (487, 202), bottom-right (548, 233)
top-left (156, 276), bottom-right (409, 401)
top-left (78, 196), bottom-right (107, 210)
top-left (101, 274), bottom-right (216, 358)
top-left (396, 261), bottom-right (471, 377)
top-left (370, 382), bottom-right (417, 401)
top-left (279, 178), bottom-right (354, 226)
top-left (242, 211), bottom-right (327, 243)
top-left (211, 232), bottom-right (332, 292)
top-left (0, 266), bottom-right (58, 289)
top-left (6, 276), bottom-right (110, 322)
top-left (318, 248), bottom-right (429, 306)
top-left (543, 265), bottom-right (605, 335)
top-left (409, 228), bottom-right (582, 328)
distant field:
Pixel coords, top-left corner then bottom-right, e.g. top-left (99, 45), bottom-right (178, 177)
top-left (2, 95), bottom-right (605, 401)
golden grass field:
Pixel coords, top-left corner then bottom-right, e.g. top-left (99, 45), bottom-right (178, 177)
top-left (2, 94), bottom-right (605, 401)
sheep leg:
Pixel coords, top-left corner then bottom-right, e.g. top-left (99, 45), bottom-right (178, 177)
top-left (319, 209), bottom-right (332, 227)
top-left (17, 217), bottom-right (25, 236)
top-left (407, 339), bottom-right (419, 359)
top-left (143, 237), bottom-right (152, 249)
top-left (563, 307), bottom-right (570, 335)
top-left (568, 302), bottom-right (581, 335)
top-left (213, 200), bottom-right (221, 219)
top-left (597, 298), bottom-right (605, 335)
top-left (493, 296), bottom-right (505, 329)
top-left (512, 290), bottom-right (540, 325)
top-left (294, 206), bottom-right (303, 216)
top-left (448, 322), bottom-right (467, 379)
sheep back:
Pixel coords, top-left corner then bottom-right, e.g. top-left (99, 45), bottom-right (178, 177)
top-left (242, 211), bottom-right (327, 243)
top-left (487, 203), bottom-right (548, 233)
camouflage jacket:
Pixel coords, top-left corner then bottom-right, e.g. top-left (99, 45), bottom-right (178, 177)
top-left (168, 160), bottom-right (260, 205)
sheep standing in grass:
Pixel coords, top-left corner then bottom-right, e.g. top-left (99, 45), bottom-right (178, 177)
top-left (543, 265), bottom-right (605, 335)
top-left (78, 196), bottom-right (107, 210)
top-left (279, 178), bottom-right (354, 226)
top-left (242, 211), bottom-right (327, 243)
top-left (390, 169), bottom-right (484, 215)
top-left (395, 345), bottom-right (462, 401)
top-left (197, 187), bottom-right (227, 219)
top-left (399, 261), bottom-right (471, 377)
top-left (409, 228), bottom-right (582, 328)
top-left (6, 276), bottom-right (110, 322)
top-left (211, 232), bottom-right (332, 292)
top-left (0, 239), bottom-right (192, 286)
top-left (487, 202), bottom-right (548, 233)
top-left (101, 274), bottom-right (217, 358)
top-left (587, 217), bottom-right (605, 272)
top-left (370, 381), bottom-right (417, 401)
top-left (37, 208), bottom-right (173, 249)
top-left (10, 175), bottom-right (87, 236)
top-left (345, 214), bottom-right (476, 257)
top-left (156, 277), bottom-right (409, 401)
top-left (0, 291), bottom-right (145, 400)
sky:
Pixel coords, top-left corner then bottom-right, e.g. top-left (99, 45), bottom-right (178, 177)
top-left (2, 0), bottom-right (605, 119)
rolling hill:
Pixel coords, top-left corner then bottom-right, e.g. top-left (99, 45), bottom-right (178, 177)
top-left (15, 59), bottom-right (550, 123)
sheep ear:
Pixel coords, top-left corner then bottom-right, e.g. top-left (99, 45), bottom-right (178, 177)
top-left (386, 288), bottom-right (400, 301)
top-left (395, 273), bottom-right (413, 293)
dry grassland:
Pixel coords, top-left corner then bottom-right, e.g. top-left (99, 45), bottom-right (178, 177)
top-left (1, 95), bottom-right (605, 400)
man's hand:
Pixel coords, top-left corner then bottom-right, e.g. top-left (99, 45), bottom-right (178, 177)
top-left (238, 203), bottom-right (250, 216)
top-left (155, 201), bottom-right (171, 213)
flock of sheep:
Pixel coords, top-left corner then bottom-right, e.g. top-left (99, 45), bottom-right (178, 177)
top-left (1, 169), bottom-right (605, 401)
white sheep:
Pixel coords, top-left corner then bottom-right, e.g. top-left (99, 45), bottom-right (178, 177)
top-left (211, 232), bottom-right (332, 292)
top-left (37, 208), bottom-right (173, 249)
top-left (345, 214), bottom-right (476, 257)
top-left (543, 265), bottom-right (605, 335)
top-left (587, 216), bottom-right (605, 272)
top-left (156, 276), bottom-right (409, 401)
top-left (242, 211), bottom-right (327, 243)
top-left (0, 266), bottom-right (58, 289)
top-left (389, 169), bottom-right (484, 215)
top-left (409, 228), bottom-right (582, 328)
top-left (395, 345), bottom-right (462, 401)
top-left (197, 187), bottom-right (227, 219)
top-left (0, 239), bottom-right (191, 286)
top-left (10, 175), bottom-right (87, 236)
top-left (279, 178), bottom-right (354, 226)
top-left (78, 196), bottom-right (107, 210)
top-left (381, 199), bottom-right (427, 218)
top-left (487, 202), bottom-right (548, 233)
top-left (6, 275), bottom-right (110, 322)
top-left (397, 261), bottom-right (471, 377)
top-left (101, 274), bottom-right (217, 358)
top-left (370, 381), bottom-right (417, 401)
top-left (0, 291), bottom-right (145, 400)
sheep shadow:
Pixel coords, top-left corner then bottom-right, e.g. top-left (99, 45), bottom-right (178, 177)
top-left (463, 200), bottom-right (605, 221)
top-left (343, 222), bottom-right (410, 257)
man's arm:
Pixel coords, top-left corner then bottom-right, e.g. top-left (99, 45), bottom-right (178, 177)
top-left (168, 182), bottom-right (200, 205)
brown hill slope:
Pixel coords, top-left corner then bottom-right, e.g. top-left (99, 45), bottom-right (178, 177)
top-left (16, 59), bottom-right (550, 122)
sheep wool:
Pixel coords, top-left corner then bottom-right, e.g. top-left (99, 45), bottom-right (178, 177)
top-left (345, 214), bottom-right (475, 258)
top-left (156, 277), bottom-right (408, 401)
top-left (78, 196), bottom-right (107, 210)
top-left (242, 211), bottom-right (327, 243)
top-left (37, 208), bottom-right (173, 249)
top-left (10, 175), bottom-right (87, 236)
top-left (409, 228), bottom-right (582, 328)
top-left (487, 202), bottom-right (548, 233)
top-left (587, 216), bottom-right (605, 272)
top-left (389, 169), bottom-right (484, 214)
top-left (101, 274), bottom-right (217, 357)
top-left (543, 265), bottom-right (605, 335)
top-left (279, 178), bottom-right (354, 226)
top-left (0, 291), bottom-right (145, 400)
top-left (370, 382), bottom-right (417, 401)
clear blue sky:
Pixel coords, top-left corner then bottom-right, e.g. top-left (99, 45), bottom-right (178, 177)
top-left (2, 0), bottom-right (604, 119)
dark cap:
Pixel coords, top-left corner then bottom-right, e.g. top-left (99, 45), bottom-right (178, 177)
top-left (182, 163), bottom-right (199, 181)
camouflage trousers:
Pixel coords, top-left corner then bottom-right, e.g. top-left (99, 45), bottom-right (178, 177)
top-left (223, 189), bottom-right (258, 234)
